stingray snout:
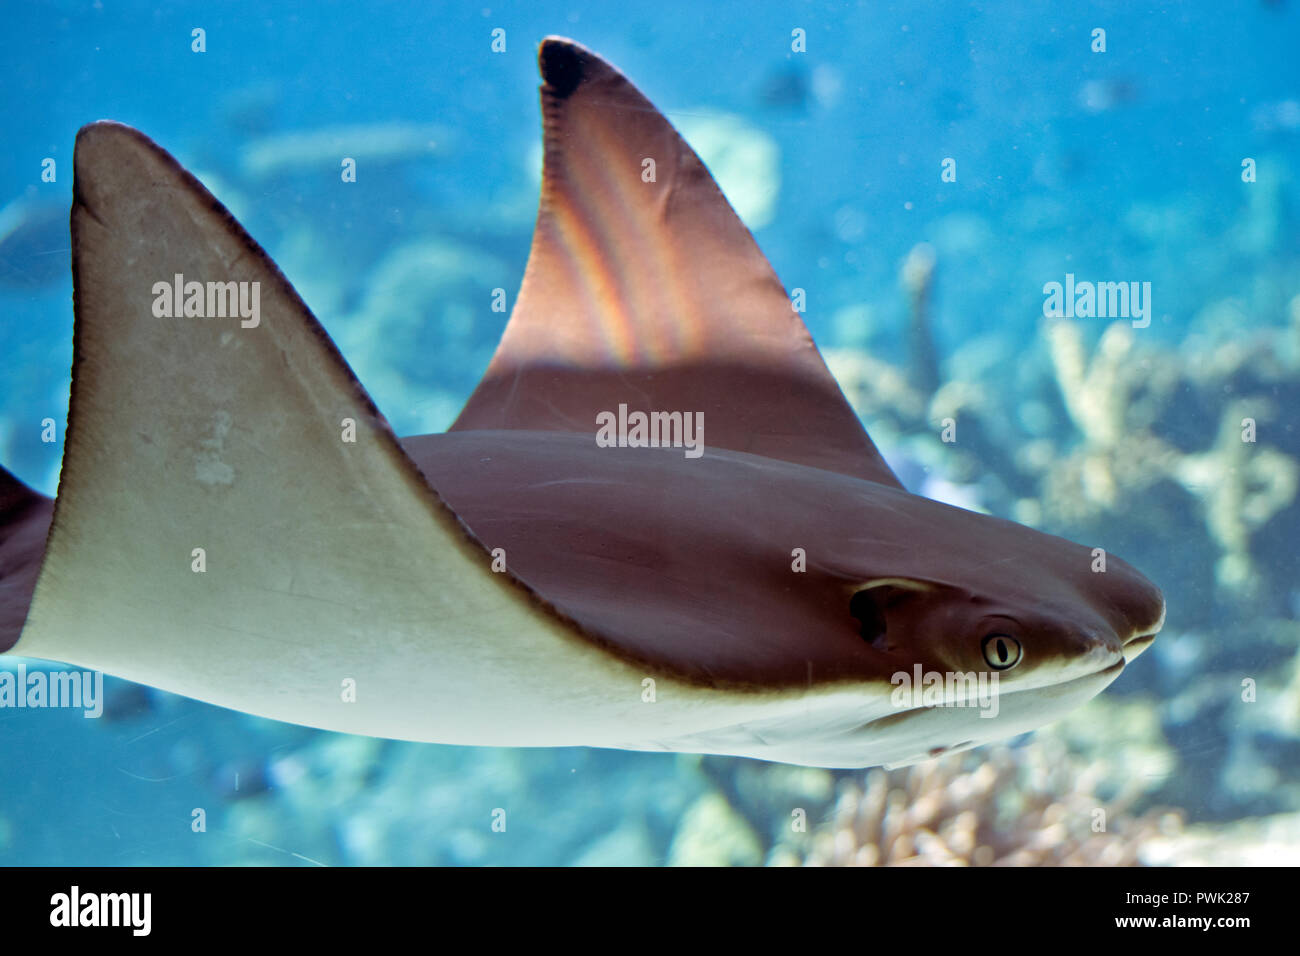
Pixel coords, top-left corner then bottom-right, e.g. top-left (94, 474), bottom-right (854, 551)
top-left (1104, 558), bottom-right (1166, 663)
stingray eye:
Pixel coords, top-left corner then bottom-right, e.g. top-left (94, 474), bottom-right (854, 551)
top-left (981, 634), bottom-right (1022, 670)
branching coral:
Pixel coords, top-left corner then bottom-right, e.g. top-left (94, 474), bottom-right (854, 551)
top-left (1039, 318), bottom-right (1299, 595)
top-left (1045, 319), bottom-right (1142, 449)
top-left (823, 244), bottom-right (947, 432)
top-left (826, 239), bottom-right (1299, 602)
top-left (770, 739), bottom-right (1180, 867)
top-left (1172, 400), bottom-right (1298, 593)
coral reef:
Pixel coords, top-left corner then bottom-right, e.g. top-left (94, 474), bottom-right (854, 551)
top-left (210, 740), bottom-right (704, 866)
top-left (670, 111), bottom-right (780, 230)
top-left (239, 122), bottom-right (450, 180)
top-left (834, 305), bottom-right (1300, 605)
top-left (334, 238), bottom-right (512, 435)
top-left (769, 737), bottom-right (1181, 867)
top-left (667, 793), bottom-right (764, 867)
top-left (830, 242), bottom-right (1300, 610)
top-left (824, 241), bottom-right (1300, 825)
top-left (1141, 810), bottom-right (1300, 866)
top-left (1038, 317), bottom-right (1298, 599)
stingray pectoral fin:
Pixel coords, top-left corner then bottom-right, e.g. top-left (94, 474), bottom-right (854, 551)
top-left (453, 37), bottom-right (901, 487)
top-left (16, 122), bottom-right (620, 743)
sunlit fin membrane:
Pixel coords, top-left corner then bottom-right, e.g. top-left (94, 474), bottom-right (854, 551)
top-left (452, 37), bottom-right (902, 486)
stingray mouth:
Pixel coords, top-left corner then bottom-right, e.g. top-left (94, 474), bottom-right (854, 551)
top-left (1118, 586), bottom-right (1166, 665)
top-left (879, 657), bottom-right (1127, 716)
top-left (866, 659), bottom-right (1126, 768)
top-left (1123, 631), bottom-right (1158, 662)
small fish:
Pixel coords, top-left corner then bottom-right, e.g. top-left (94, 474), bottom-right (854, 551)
top-left (1077, 77), bottom-right (1139, 114)
top-left (759, 65), bottom-right (810, 111)
top-left (0, 38), bottom-right (1163, 768)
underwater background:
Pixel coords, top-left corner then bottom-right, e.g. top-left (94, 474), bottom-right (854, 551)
top-left (1, 0), bottom-right (1298, 865)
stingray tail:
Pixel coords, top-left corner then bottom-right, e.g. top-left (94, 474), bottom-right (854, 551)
top-left (0, 464), bottom-right (53, 653)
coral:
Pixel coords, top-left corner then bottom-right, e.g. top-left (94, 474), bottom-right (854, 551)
top-left (826, 239), bottom-right (1299, 604)
top-left (1038, 320), bottom-right (1183, 517)
top-left (671, 111), bottom-right (780, 229)
top-left (824, 348), bottom-right (928, 426)
top-left (668, 792), bottom-right (764, 867)
top-left (1171, 400), bottom-right (1298, 594)
top-left (769, 738), bottom-right (1181, 867)
top-left (824, 245), bottom-right (1016, 491)
top-left (827, 244), bottom-right (949, 429)
top-left (1037, 317), bottom-right (1299, 597)
top-left (1044, 319), bottom-right (1147, 449)
top-left (901, 242), bottom-right (941, 398)
top-left (337, 238), bottom-right (510, 435)
top-left (1038, 696), bottom-right (1178, 794)
top-left (572, 823), bottom-right (659, 866)
top-left (823, 246), bottom-right (1300, 826)
top-left (1141, 811), bottom-right (1300, 866)
top-left (239, 122), bottom-right (449, 180)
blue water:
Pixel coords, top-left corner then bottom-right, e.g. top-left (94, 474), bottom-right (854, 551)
top-left (1, 1), bottom-right (1298, 864)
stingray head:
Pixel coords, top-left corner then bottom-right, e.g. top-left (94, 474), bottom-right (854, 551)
top-left (834, 496), bottom-right (1165, 767)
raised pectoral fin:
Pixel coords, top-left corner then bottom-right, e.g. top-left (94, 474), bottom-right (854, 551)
top-left (17, 123), bottom-right (583, 736)
top-left (454, 38), bottom-right (901, 486)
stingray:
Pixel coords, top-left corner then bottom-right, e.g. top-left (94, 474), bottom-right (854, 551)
top-left (0, 37), bottom-right (1164, 768)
